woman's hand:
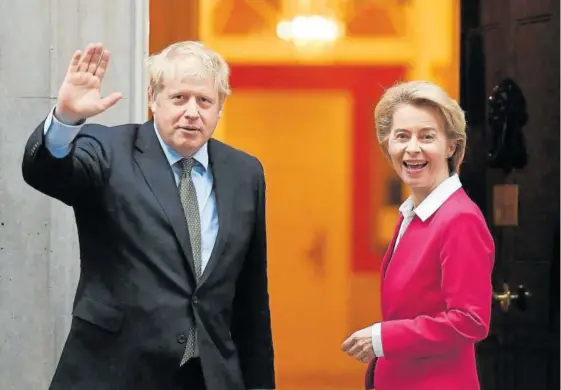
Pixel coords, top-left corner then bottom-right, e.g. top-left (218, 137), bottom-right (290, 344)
top-left (341, 326), bottom-right (375, 363)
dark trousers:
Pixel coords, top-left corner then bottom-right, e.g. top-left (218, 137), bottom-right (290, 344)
top-left (365, 358), bottom-right (376, 389)
top-left (176, 358), bottom-right (206, 390)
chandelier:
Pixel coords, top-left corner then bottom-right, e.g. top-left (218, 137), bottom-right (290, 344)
top-left (276, 14), bottom-right (344, 45)
top-left (275, 0), bottom-right (346, 48)
top-left (270, 0), bottom-right (410, 50)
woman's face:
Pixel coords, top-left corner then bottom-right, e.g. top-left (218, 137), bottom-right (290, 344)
top-left (387, 103), bottom-right (455, 204)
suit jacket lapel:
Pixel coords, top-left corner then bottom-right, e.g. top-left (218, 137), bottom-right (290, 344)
top-left (198, 139), bottom-right (234, 287)
top-left (133, 120), bottom-right (197, 279)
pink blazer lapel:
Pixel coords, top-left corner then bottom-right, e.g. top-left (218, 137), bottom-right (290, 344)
top-left (381, 214), bottom-right (403, 278)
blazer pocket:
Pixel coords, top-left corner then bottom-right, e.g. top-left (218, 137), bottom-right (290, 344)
top-left (72, 295), bottom-right (125, 333)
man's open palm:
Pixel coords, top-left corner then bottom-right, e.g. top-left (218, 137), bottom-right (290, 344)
top-left (56, 43), bottom-right (123, 123)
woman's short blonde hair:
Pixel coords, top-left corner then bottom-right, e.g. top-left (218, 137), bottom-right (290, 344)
top-left (374, 80), bottom-right (467, 173)
top-left (146, 41), bottom-right (231, 103)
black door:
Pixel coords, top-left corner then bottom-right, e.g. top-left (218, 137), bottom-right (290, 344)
top-left (459, 1), bottom-right (560, 389)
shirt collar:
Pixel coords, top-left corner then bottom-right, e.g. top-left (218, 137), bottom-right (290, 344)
top-left (153, 121), bottom-right (209, 170)
top-left (399, 174), bottom-right (462, 222)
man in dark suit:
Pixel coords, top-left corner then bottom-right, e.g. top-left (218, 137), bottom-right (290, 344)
top-left (22, 41), bottom-right (275, 390)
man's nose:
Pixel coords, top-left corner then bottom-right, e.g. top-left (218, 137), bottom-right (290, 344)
top-left (183, 99), bottom-right (199, 118)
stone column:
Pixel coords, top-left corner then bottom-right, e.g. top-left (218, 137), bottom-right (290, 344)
top-left (0, 1), bottom-right (148, 388)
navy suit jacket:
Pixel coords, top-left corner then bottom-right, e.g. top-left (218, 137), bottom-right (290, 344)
top-left (22, 118), bottom-right (275, 390)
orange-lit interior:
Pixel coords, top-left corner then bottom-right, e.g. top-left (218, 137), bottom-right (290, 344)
top-left (149, 1), bottom-right (459, 388)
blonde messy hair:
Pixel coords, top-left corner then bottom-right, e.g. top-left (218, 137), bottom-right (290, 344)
top-left (374, 81), bottom-right (467, 173)
top-left (146, 41), bottom-right (231, 103)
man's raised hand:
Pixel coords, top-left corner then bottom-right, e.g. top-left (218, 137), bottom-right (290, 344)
top-left (55, 43), bottom-right (123, 124)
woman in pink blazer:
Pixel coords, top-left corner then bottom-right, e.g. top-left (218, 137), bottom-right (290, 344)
top-left (342, 81), bottom-right (495, 390)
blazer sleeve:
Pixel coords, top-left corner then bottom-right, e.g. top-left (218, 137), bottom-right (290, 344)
top-left (230, 159), bottom-right (275, 389)
top-left (380, 211), bottom-right (495, 359)
top-left (22, 119), bottom-right (110, 206)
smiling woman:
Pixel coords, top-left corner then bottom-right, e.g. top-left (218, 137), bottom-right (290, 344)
top-left (345, 80), bottom-right (495, 390)
top-left (386, 104), bottom-right (453, 203)
top-left (374, 81), bottom-right (467, 206)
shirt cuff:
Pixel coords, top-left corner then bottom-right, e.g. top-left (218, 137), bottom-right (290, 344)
top-left (43, 106), bottom-right (84, 157)
top-left (372, 322), bottom-right (384, 358)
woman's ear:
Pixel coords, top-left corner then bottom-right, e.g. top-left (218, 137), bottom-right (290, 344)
top-left (447, 143), bottom-right (457, 174)
top-left (447, 142), bottom-right (457, 159)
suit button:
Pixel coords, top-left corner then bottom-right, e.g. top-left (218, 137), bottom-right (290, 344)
top-left (192, 296), bottom-right (199, 305)
top-left (177, 333), bottom-right (187, 344)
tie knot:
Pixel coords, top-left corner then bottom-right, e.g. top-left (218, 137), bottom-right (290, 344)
top-left (182, 157), bottom-right (195, 176)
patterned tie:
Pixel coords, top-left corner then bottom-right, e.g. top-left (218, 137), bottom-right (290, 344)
top-left (178, 157), bottom-right (202, 365)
